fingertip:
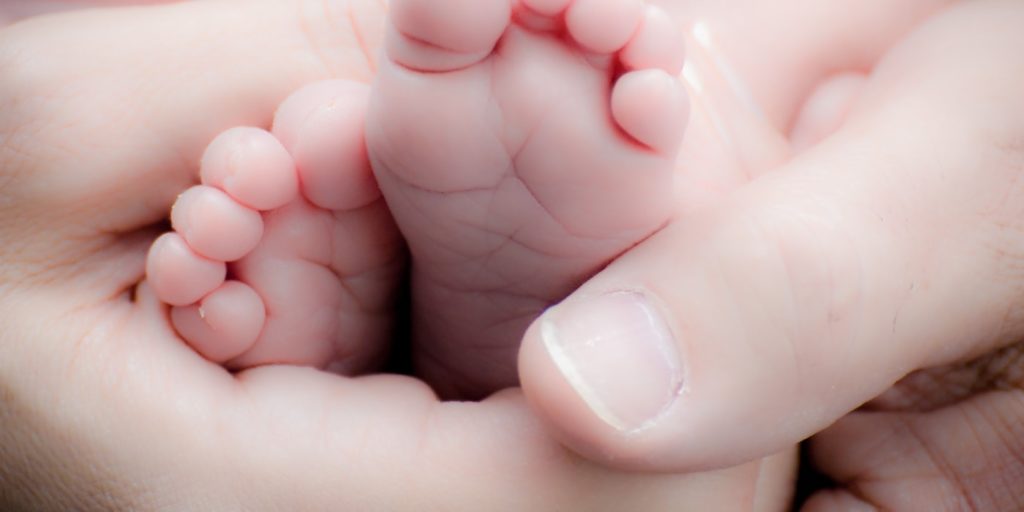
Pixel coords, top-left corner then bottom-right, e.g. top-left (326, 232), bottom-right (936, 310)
top-left (520, 318), bottom-right (597, 450)
top-left (520, 292), bottom-right (696, 471)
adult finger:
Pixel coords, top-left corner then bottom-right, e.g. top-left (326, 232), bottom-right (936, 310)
top-left (804, 386), bottom-right (1024, 510)
top-left (0, 283), bottom-right (786, 511)
top-left (520, 0), bottom-right (1024, 471)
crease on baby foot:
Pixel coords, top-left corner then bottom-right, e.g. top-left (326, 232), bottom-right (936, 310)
top-left (389, 30), bottom-right (493, 75)
top-left (393, 176), bottom-right (501, 197)
top-left (417, 259), bottom-right (555, 304)
top-left (504, 147), bottom-right (581, 239)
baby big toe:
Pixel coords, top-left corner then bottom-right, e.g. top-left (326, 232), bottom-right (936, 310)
top-left (200, 127), bottom-right (298, 211)
top-left (388, 0), bottom-right (512, 71)
top-left (170, 185), bottom-right (263, 262)
top-left (171, 281), bottom-right (265, 363)
top-left (612, 69), bottom-right (690, 154)
top-left (272, 81), bottom-right (379, 211)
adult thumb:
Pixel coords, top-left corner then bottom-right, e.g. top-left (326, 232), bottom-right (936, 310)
top-left (519, 0), bottom-right (1024, 471)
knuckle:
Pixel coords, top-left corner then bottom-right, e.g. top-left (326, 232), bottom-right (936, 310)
top-left (709, 193), bottom-right (867, 386)
top-left (736, 198), bottom-right (864, 343)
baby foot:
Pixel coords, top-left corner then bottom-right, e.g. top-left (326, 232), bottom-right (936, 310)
top-left (147, 80), bottom-right (405, 373)
top-left (367, 0), bottom-right (689, 397)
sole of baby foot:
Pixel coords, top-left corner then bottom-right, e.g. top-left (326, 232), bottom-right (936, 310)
top-left (368, 0), bottom-right (689, 398)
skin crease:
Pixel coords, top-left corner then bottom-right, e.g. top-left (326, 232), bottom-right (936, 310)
top-left (2, 1), bottom-right (1020, 511)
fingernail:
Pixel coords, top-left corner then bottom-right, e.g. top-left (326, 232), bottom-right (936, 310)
top-left (542, 291), bottom-right (684, 433)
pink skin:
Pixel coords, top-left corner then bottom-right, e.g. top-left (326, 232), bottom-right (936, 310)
top-left (146, 81), bottom-right (405, 370)
top-left (359, 0), bottom-right (949, 402)
top-left (139, 0), bottom-right (887, 394)
top-left (1, 2), bottom-right (790, 510)
top-left (520, 0), bottom-right (1020, 476)
top-left (1, 0), bottom-right (979, 509)
top-left (367, 0), bottom-right (691, 398)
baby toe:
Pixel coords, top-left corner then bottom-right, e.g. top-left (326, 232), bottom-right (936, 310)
top-left (200, 127), bottom-right (298, 212)
top-left (170, 185), bottom-right (263, 262)
top-left (388, 0), bottom-right (512, 71)
top-left (566, 0), bottom-right (644, 54)
top-left (146, 232), bottom-right (226, 307)
top-left (272, 81), bottom-right (380, 212)
top-left (171, 281), bottom-right (265, 364)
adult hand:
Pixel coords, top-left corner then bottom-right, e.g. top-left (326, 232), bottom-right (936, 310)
top-left (520, 3), bottom-right (1024, 505)
top-left (0, 1), bottom-right (784, 510)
